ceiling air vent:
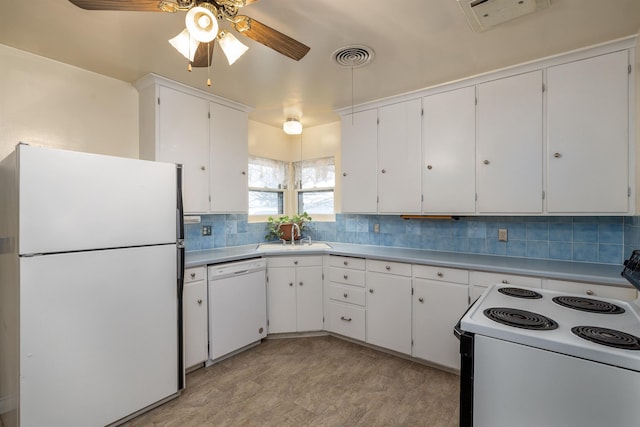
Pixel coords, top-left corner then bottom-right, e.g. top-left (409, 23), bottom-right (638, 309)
top-left (458, 0), bottom-right (551, 32)
top-left (332, 45), bottom-right (375, 68)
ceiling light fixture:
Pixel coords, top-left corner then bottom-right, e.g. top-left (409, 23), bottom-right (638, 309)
top-left (217, 31), bottom-right (249, 65)
top-left (185, 4), bottom-right (219, 43)
top-left (283, 118), bottom-right (303, 135)
top-left (168, 28), bottom-right (199, 62)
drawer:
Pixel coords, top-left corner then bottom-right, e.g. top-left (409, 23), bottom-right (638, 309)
top-left (470, 271), bottom-right (542, 288)
top-left (328, 267), bottom-right (366, 287)
top-left (267, 255), bottom-right (323, 268)
top-left (329, 284), bottom-right (366, 306)
top-left (545, 279), bottom-right (638, 301)
top-left (328, 255), bottom-right (366, 270)
top-left (366, 259), bottom-right (412, 277)
top-left (413, 265), bottom-right (469, 284)
top-left (327, 302), bottom-right (365, 342)
top-left (185, 266), bottom-right (206, 284)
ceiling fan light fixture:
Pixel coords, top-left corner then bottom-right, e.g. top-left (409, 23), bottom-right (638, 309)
top-left (185, 4), bottom-right (219, 43)
top-left (169, 28), bottom-right (199, 61)
top-left (283, 118), bottom-right (303, 135)
top-left (218, 31), bottom-right (249, 65)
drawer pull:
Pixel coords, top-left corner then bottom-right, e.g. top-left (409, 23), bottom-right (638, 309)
top-left (190, 273), bottom-right (196, 278)
top-left (502, 280), bottom-right (509, 284)
top-left (343, 261), bottom-right (348, 266)
top-left (385, 265), bottom-right (391, 271)
top-left (289, 282), bottom-right (293, 287)
top-left (340, 316), bottom-right (352, 322)
top-left (586, 290), bottom-right (594, 296)
top-left (197, 299), bottom-right (203, 305)
top-left (418, 297), bottom-right (424, 303)
top-left (369, 289), bottom-right (374, 294)
top-left (294, 261), bottom-right (298, 265)
top-left (343, 293), bottom-right (348, 298)
top-left (299, 282), bottom-right (303, 286)
top-left (437, 272), bottom-right (443, 278)
top-left (344, 274), bottom-right (348, 280)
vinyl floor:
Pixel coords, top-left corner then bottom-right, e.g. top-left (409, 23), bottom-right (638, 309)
top-left (123, 335), bottom-right (460, 427)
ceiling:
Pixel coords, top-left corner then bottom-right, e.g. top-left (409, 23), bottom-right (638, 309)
top-left (1, 0), bottom-right (640, 129)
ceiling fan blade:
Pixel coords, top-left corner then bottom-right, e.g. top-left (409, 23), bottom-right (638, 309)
top-left (234, 16), bottom-right (310, 61)
top-left (191, 42), bottom-right (215, 67)
top-left (68, 0), bottom-right (162, 11)
top-left (243, 0), bottom-right (260, 5)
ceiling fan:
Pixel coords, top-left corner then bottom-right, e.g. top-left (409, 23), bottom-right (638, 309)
top-left (68, 0), bottom-right (311, 68)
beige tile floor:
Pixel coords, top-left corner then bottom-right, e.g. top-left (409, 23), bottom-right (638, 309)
top-left (124, 336), bottom-right (460, 427)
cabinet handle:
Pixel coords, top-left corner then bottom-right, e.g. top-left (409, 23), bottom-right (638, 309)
top-left (369, 289), bottom-right (374, 294)
top-left (343, 293), bottom-right (348, 298)
top-left (343, 172), bottom-right (347, 177)
top-left (427, 165), bottom-right (433, 170)
top-left (289, 282), bottom-right (293, 287)
top-left (241, 171), bottom-right (246, 175)
top-left (294, 261), bottom-right (298, 265)
top-left (201, 166), bottom-right (206, 171)
top-left (299, 282), bottom-right (303, 286)
top-left (418, 297), bottom-right (424, 303)
top-left (385, 265), bottom-right (391, 271)
top-left (586, 290), bottom-right (594, 296)
top-left (190, 272), bottom-right (196, 278)
top-left (344, 274), bottom-right (348, 280)
top-left (483, 160), bottom-right (490, 165)
top-left (437, 272), bottom-right (443, 278)
top-left (343, 261), bottom-right (348, 266)
top-left (381, 169), bottom-right (386, 174)
top-left (197, 299), bottom-right (203, 305)
top-left (340, 316), bottom-right (352, 322)
top-left (502, 280), bottom-right (509, 284)
top-left (554, 152), bottom-right (562, 158)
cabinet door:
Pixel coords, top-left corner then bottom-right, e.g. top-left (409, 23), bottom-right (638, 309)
top-left (183, 280), bottom-right (208, 369)
top-left (366, 272), bottom-right (412, 355)
top-left (422, 87), bottom-right (476, 214)
top-left (378, 99), bottom-right (422, 213)
top-left (477, 71), bottom-right (543, 213)
top-left (267, 267), bottom-right (297, 333)
top-left (412, 279), bottom-right (468, 370)
top-left (158, 86), bottom-right (210, 213)
top-left (209, 102), bottom-right (249, 213)
top-left (296, 265), bottom-right (324, 331)
top-left (547, 51), bottom-right (629, 213)
top-left (341, 110), bottom-right (378, 213)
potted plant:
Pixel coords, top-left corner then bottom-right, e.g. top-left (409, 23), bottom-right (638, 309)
top-left (265, 212), bottom-right (312, 242)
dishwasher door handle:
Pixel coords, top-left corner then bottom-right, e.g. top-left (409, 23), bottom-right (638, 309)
top-left (233, 270), bottom-right (250, 275)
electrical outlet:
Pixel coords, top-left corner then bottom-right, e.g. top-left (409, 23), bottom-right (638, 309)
top-left (374, 223), bottom-right (380, 233)
top-left (498, 228), bottom-right (508, 242)
top-left (202, 225), bottom-right (212, 236)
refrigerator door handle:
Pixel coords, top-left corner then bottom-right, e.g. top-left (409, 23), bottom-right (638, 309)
top-left (175, 163), bottom-right (185, 391)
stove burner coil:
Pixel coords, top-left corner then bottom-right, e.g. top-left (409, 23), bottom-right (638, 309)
top-left (552, 296), bottom-right (625, 314)
top-left (498, 287), bottom-right (543, 299)
top-left (571, 326), bottom-right (640, 350)
top-left (483, 307), bottom-right (558, 330)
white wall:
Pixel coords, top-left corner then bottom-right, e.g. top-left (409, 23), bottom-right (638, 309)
top-left (0, 44), bottom-right (139, 160)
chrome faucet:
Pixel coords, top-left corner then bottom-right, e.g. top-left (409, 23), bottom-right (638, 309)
top-left (291, 223), bottom-right (300, 245)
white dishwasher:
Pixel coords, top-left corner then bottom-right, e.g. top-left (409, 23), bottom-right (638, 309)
top-left (207, 258), bottom-right (267, 362)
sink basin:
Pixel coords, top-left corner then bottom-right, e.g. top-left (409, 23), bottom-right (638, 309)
top-left (257, 242), bottom-right (332, 251)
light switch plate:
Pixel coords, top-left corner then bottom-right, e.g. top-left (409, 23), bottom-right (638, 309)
top-left (498, 228), bottom-right (508, 242)
top-left (202, 225), bottom-right (212, 236)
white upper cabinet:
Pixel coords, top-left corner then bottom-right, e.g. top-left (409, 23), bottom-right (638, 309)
top-left (477, 71), bottom-right (543, 214)
top-left (377, 99), bottom-right (423, 213)
top-left (341, 109), bottom-right (378, 213)
top-left (546, 51), bottom-right (630, 214)
top-left (157, 86), bottom-right (210, 213)
top-left (422, 86), bottom-right (476, 214)
top-left (209, 102), bottom-right (248, 213)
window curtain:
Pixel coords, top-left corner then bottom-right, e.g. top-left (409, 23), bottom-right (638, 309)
top-left (248, 156), bottom-right (289, 189)
top-left (294, 157), bottom-right (335, 189)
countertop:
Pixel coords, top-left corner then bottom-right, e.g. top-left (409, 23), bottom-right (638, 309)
top-left (185, 242), bottom-right (632, 287)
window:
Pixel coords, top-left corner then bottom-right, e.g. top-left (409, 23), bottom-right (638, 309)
top-left (294, 157), bottom-right (335, 215)
top-left (248, 156), bottom-right (288, 215)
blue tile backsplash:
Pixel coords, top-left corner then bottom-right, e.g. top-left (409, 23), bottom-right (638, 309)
top-left (185, 214), bottom-right (640, 266)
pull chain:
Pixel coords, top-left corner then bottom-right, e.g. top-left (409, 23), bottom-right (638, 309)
top-left (207, 41), bottom-right (212, 87)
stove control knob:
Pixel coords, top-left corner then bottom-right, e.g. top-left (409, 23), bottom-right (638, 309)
top-left (502, 280), bottom-right (509, 284)
top-left (586, 290), bottom-right (594, 296)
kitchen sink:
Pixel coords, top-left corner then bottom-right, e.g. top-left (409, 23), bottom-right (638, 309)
top-left (256, 242), bottom-right (332, 251)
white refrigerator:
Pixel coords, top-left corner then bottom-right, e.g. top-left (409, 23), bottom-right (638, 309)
top-left (0, 144), bottom-right (185, 427)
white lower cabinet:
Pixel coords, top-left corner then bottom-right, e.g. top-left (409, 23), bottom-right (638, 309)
top-left (366, 260), bottom-right (412, 355)
top-left (183, 267), bottom-right (208, 369)
top-left (267, 256), bottom-right (323, 333)
top-left (412, 266), bottom-right (469, 370)
top-left (544, 279), bottom-right (638, 301)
